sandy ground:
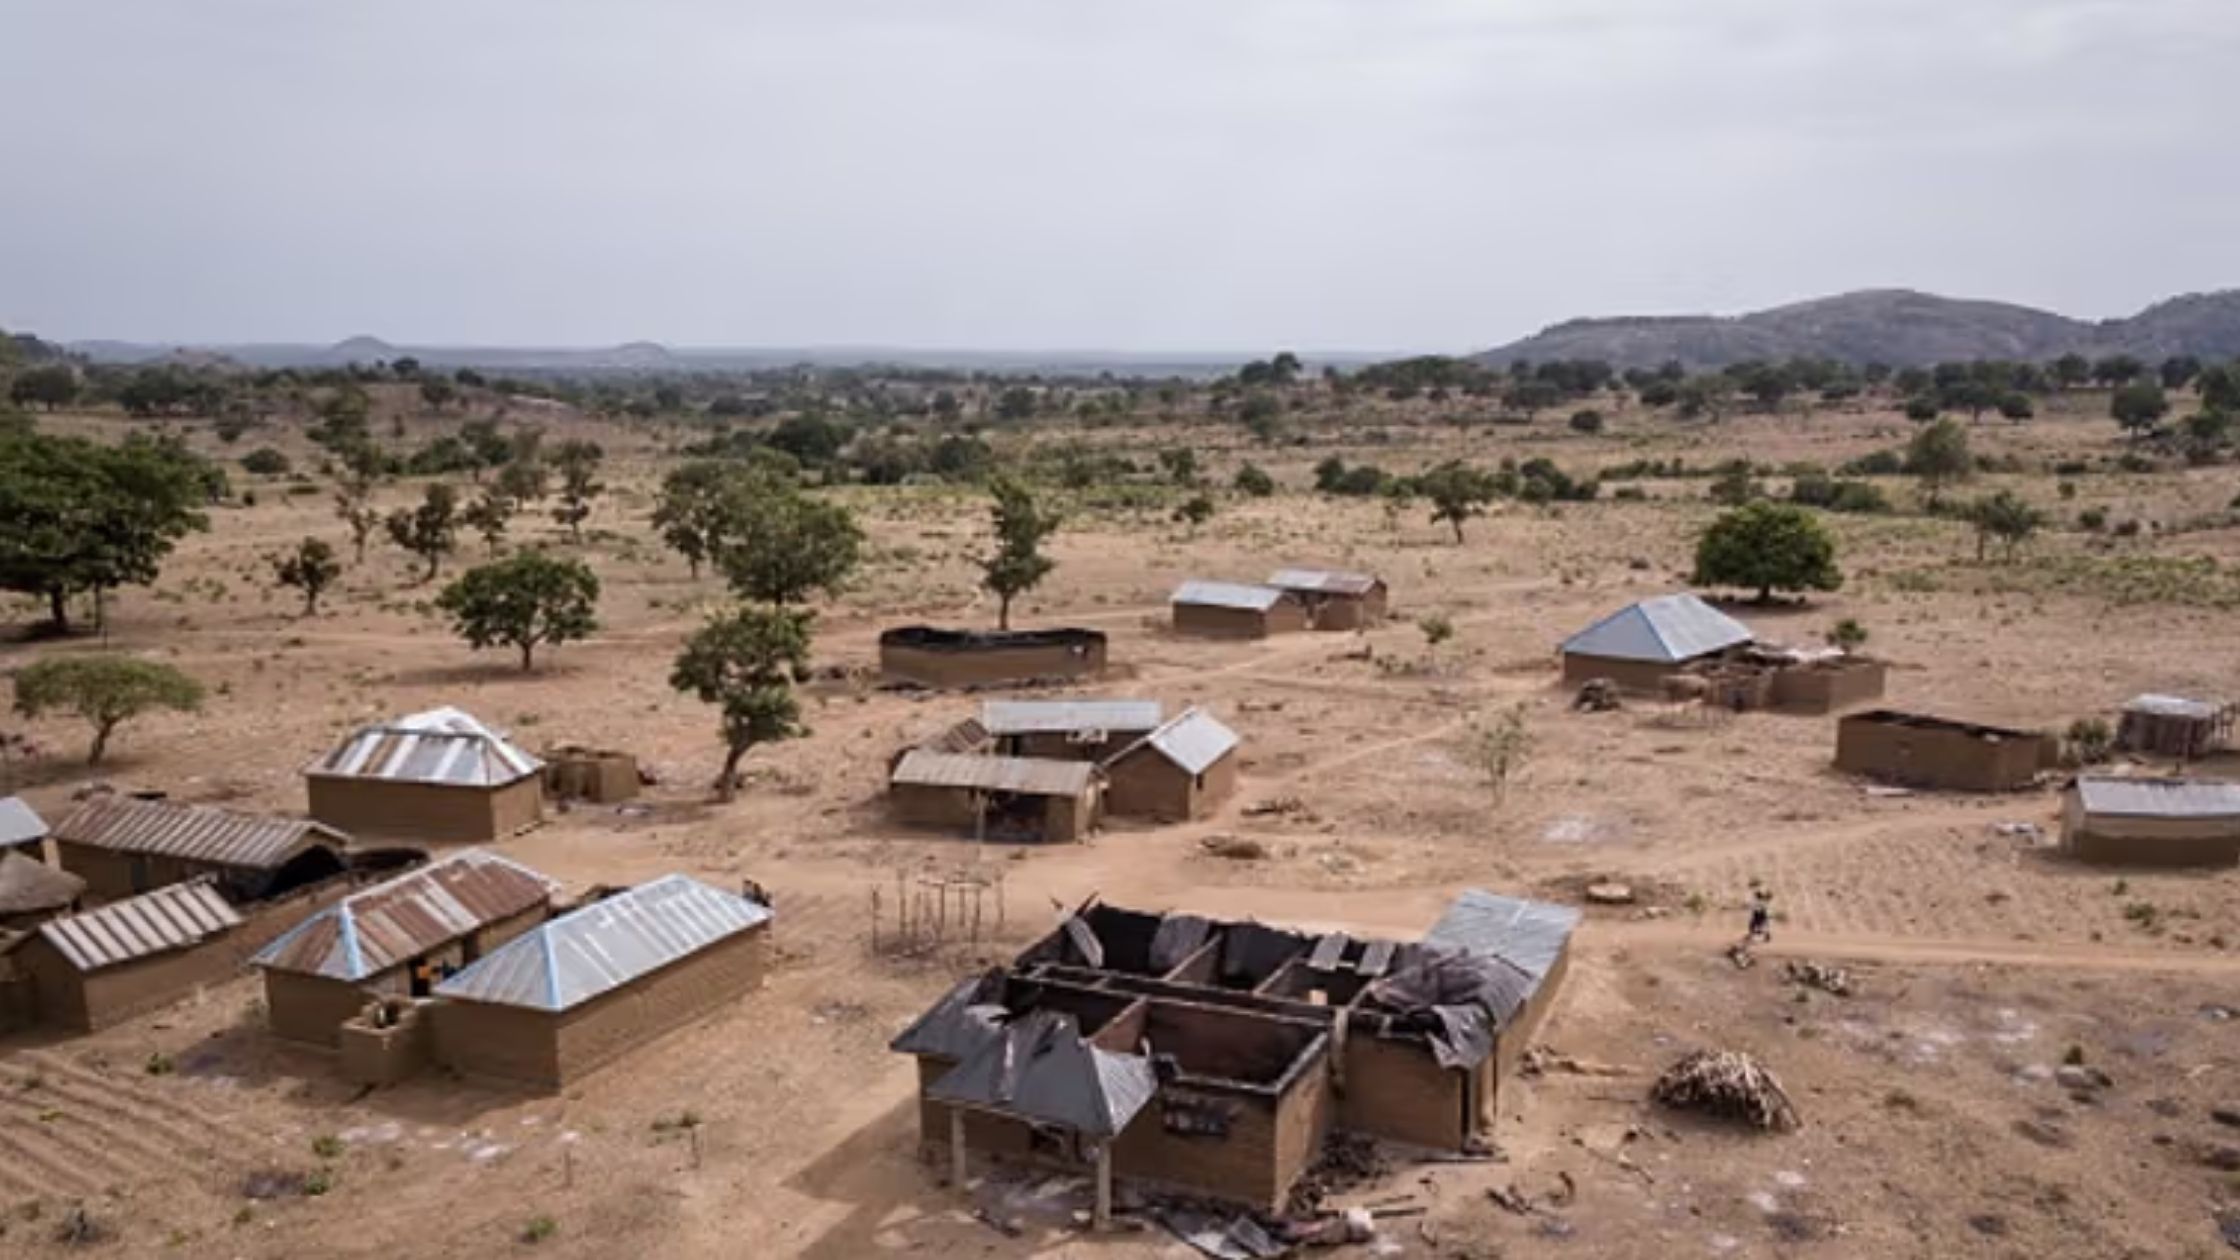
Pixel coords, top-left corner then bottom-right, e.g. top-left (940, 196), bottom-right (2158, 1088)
top-left (5, 392), bottom-right (2240, 1258)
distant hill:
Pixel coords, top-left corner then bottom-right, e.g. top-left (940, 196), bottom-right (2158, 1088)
top-left (1474, 288), bottom-right (2240, 369)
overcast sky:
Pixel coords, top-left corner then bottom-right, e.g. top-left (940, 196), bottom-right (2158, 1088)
top-left (2, 0), bottom-right (2234, 353)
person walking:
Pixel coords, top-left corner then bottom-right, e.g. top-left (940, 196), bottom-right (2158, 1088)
top-left (1746, 889), bottom-right (1773, 944)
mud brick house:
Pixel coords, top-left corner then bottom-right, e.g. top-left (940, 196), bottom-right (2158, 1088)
top-left (892, 890), bottom-right (1577, 1216)
top-left (1835, 709), bottom-right (2057, 792)
top-left (1559, 593), bottom-right (1754, 693)
top-left (0, 795), bottom-right (48, 856)
top-left (306, 706), bottom-right (544, 845)
top-left (2116, 694), bottom-right (2233, 760)
top-left (1267, 568), bottom-right (1388, 631)
top-left (427, 875), bottom-right (773, 1089)
top-left (251, 849), bottom-right (558, 1047)
top-left (50, 795), bottom-right (348, 904)
top-left (1101, 708), bottom-right (1241, 822)
top-left (1171, 580), bottom-right (1310, 640)
top-left (888, 749), bottom-right (1103, 843)
top-left (2062, 776), bottom-right (2240, 867)
top-left (982, 699), bottom-right (1164, 762)
top-left (879, 626), bottom-right (1109, 690)
top-left (6, 879), bottom-right (246, 1032)
top-left (0, 850), bottom-right (85, 930)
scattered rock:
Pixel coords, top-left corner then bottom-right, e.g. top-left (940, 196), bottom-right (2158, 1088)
top-left (2191, 1142), bottom-right (2240, 1171)
top-left (2012, 1119), bottom-right (2072, 1149)
top-left (1585, 882), bottom-right (1635, 906)
top-left (1199, 835), bottom-right (1270, 861)
top-left (2212, 1105), bottom-right (2240, 1128)
top-left (2054, 1065), bottom-right (2113, 1093)
top-left (1966, 1214), bottom-right (2008, 1237)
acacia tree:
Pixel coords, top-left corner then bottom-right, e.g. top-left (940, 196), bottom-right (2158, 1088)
top-left (0, 430), bottom-right (212, 632)
top-left (1966, 490), bottom-right (2047, 562)
top-left (1692, 501), bottom-right (1843, 603)
top-left (652, 460), bottom-right (737, 578)
top-left (386, 483), bottom-right (460, 582)
top-left (669, 605), bottom-right (810, 802)
top-left (714, 478), bottom-right (863, 606)
top-left (550, 440), bottom-right (604, 541)
top-left (1904, 418), bottom-right (1972, 505)
top-left (434, 550), bottom-right (600, 671)
top-left (461, 490), bottom-right (516, 554)
top-left (1417, 461), bottom-right (1498, 543)
top-left (2110, 382), bottom-right (2170, 440)
top-left (273, 537), bottom-right (342, 615)
top-left (332, 445), bottom-right (384, 562)
top-left (13, 656), bottom-right (203, 765)
top-left (978, 476), bottom-right (1060, 629)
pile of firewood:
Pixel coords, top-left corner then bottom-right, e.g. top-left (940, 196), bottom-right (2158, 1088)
top-left (1651, 1049), bottom-right (1799, 1131)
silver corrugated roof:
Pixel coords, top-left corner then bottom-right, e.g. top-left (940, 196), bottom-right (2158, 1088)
top-left (1561, 594), bottom-right (1753, 664)
top-left (1268, 568), bottom-right (1381, 597)
top-left (889, 973), bottom-right (1009, 1060)
top-left (52, 797), bottom-right (345, 871)
top-left (251, 849), bottom-right (559, 981)
top-left (308, 706), bottom-right (543, 787)
top-left (981, 699), bottom-right (1164, 736)
top-left (1171, 580), bottom-right (1286, 612)
top-left (891, 749), bottom-right (1098, 797)
top-left (2074, 776), bottom-right (2240, 819)
top-left (434, 874), bottom-right (771, 1012)
top-left (926, 1009), bottom-right (1158, 1138)
top-left (37, 878), bottom-right (243, 972)
top-left (0, 796), bottom-right (47, 849)
top-left (1423, 889), bottom-right (1580, 985)
top-left (2124, 693), bottom-right (2221, 720)
top-left (1109, 707), bottom-right (1240, 775)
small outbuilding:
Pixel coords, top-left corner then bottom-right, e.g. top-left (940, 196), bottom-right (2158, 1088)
top-left (1834, 709), bottom-right (2056, 792)
top-left (306, 706), bottom-right (545, 845)
top-left (251, 849), bottom-right (558, 1046)
top-left (1268, 568), bottom-right (1389, 630)
top-left (2062, 776), bottom-right (2240, 867)
top-left (889, 750), bottom-right (1103, 843)
top-left (0, 850), bottom-right (86, 929)
top-left (11, 878), bottom-right (246, 1032)
top-left (982, 699), bottom-right (1164, 761)
top-left (1560, 594), bottom-right (1754, 693)
top-left (1101, 708), bottom-right (1242, 822)
top-left (542, 745), bottom-right (641, 804)
top-left (0, 796), bottom-right (49, 856)
top-left (879, 626), bottom-right (1109, 690)
top-left (51, 796), bottom-right (348, 904)
top-left (2116, 694), bottom-right (2233, 761)
top-left (429, 875), bottom-right (773, 1089)
top-left (1171, 581), bottom-right (1310, 640)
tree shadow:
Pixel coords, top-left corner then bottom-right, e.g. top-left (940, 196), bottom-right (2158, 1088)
top-left (381, 658), bottom-right (591, 689)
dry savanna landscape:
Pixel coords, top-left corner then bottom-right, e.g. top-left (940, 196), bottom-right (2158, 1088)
top-left (2, 348), bottom-right (2240, 1260)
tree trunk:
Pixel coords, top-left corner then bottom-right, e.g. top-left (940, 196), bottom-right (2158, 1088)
top-left (304, 590), bottom-right (319, 616)
top-left (1451, 518), bottom-right (1465, 545)
top-left (1757, 583), bottom-right (1772, 603)
top-left (998, 593), bottom-right (1013, 631)
top-left (687, 556), bottom-right (701, 580)
top-left (47, 587), bottom-right (69, 633)
top-left (519, 640), bottom-right (535, 672)
top-left (715, 743), bottom-right (748, 802)
top-left (88, 721), bottom-right (115, 767)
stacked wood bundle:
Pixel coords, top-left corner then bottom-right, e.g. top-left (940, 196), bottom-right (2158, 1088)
top-left (1652, 1049), bottom-right (1799, 1131)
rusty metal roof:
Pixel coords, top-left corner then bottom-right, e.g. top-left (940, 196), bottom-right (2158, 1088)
top-left (308, 706), bottom-right (543, 788)
top-left (1108, 707), bottom-right (1239, 775)
top-left (434, 874), bottom-right (772, 1012)
top-left (1268, 568), bottom-right (1381, 597)
top-left (981, 699), bottom-right (1164, 736)
top-left (251, 849), bottom-right (559, 981)
top-left (891, 749), bottom-right (1098, 797)
top-left (0, 796), bottom-right (47, 850)
top-left (37, 878), bottom-right (243, 972)
top-left (0, 850), bottom-right (85, 916)
top-left (1171, 580), bottom-right (1287, 612)
top-left (52, 796), bottom-right (346, 871)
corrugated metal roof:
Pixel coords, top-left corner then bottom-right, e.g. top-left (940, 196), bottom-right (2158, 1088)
top-left (2124, 693), bottom-right (2221, 720)
top-left (1171, 580), bottom-right (1286, 612)
top-left (1109, 708), bottom-right (1240, 776)
top-left (37, 878), bottom-right (243, 972)
top-left (1268, 568), bottom-right (1381, 597)
top-left (1423, 889), bottom-right (1580, 985)
top-left (0, 850), bottom-right (85, 916)
top-left (981, 699), bottom-right (1164, 736)
top-left (889, 972), bottom-right (1009, 1060)
top-left (251, 849), bottom-right (558, 981)
top-left (308, 706), bottom-right (543, 788)
top-left (2074, 776), bottom-right (2240, 819)
top-left (890, 749), bottom-right (1098, 797)
top-left (52, 797), bottom-right (345, 871)
top-left (921, 718), bottom-right (993, 756)
top-left (1561, 594), bottom-right (1753, 664)
top-left (926, 1009), bottom-right (1158, 1138)
top-left (0, 796), bottom-right (47, 849)
top-left (434, 874), bottom-right (771, 1012)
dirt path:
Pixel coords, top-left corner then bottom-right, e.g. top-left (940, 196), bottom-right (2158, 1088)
top-left (1591, 918), bottom-right (2240, 975)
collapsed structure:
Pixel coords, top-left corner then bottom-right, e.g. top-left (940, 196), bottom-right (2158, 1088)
top-left (892, 891), bottom-right (1577, 1215)
top-left (1171, 581), bottom-right (1311, 640)
top-left (306, 706), bottom-right (545, 844)
top-left (1835, 709), bottom-right (2057, 792)
top-left (879, 626), bottom-right (1109, 690)
top-left (2116, 694), bottom-right (2233, 761)
top-left (1266, 569), bottom-right (1389, 631)
top-left (2062, 776), bottom-right (2240, 867)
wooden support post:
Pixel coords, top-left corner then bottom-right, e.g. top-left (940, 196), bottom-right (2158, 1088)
top-left (1093, 1142), bottom-right (1113, 1232)
top-left (949, 1108), bottom-right (968, 1188)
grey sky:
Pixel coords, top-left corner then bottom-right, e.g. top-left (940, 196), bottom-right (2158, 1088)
top-left (2, 0), bottom-right (2234, 352)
